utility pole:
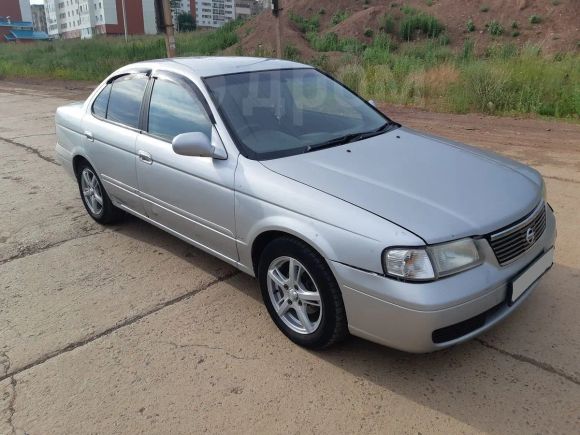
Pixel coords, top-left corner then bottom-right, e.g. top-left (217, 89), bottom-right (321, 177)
top-left (161, 0), bottom-right (176, 57)
top-left (121, 0), bottom-right (128, 42)
top-left (272, 0), bottom-right (282, 58)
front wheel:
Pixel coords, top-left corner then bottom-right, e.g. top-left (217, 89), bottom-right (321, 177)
top-left (258, 237), bottom-right (348, 349)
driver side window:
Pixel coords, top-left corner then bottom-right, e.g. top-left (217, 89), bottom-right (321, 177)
top-left (147, 79), bottom-right (212, 142)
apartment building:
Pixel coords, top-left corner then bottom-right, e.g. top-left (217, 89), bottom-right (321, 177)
top-left (0, 0), bottom-right (32, 22)
top-left (196, 0), bottom-right (235, 28)
top-left (31, 4), bottom-right (48, 33)
top-left (234, 0), bottom-right (260, 19)
top-left (45, 0), bottom-right (157, 39)
top-left (172, 0), bottom-right (195, 29)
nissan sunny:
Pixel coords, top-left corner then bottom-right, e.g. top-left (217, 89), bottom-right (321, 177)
top-left (55, 57), bottom-right (556, 352)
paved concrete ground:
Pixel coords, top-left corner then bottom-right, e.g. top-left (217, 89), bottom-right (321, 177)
top-left (0, 80), bottom-right (579, 434)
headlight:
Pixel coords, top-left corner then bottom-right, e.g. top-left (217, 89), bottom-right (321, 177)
top-left (383, 238), bottom-right (480, 281)
top-left (384, 248), bottom-right (435, 280)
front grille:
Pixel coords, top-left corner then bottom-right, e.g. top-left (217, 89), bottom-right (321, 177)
top-left (488, 202), bottom-right (546, 266)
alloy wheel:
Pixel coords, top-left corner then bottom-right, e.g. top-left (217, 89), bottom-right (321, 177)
top-left (266, 256), bottom-right (323, 334)
top-left (80, 167), bottom-right (104, 216)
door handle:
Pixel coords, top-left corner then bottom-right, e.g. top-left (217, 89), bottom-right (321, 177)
top-left (84, 131), bottom-right (94, 142)
top-left (138, 150), bottom-right (153, 164)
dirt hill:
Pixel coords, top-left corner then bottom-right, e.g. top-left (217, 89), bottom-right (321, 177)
top-left (232, 0), bottom-right (580, 59)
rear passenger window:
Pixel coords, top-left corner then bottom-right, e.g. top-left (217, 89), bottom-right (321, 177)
top-left (147, 79), bottom-right (212, 141)
top-left (106, 75), bottom-right (149, 129)
top-left (92, 84), bottom-right (111, 118)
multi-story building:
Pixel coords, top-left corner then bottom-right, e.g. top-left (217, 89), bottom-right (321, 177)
top-left (45, 0), bottom-right (157, 39)
top-left (0, 0), bottom-right (33, 22)
top-left (234, 0), bottom-right (260, 19)
top-left (196, 0), bottom-right (234, 28)
top-left (31, 4), bottom-right (48, 33)
top-left (171, 0), bottom-right (195, 30)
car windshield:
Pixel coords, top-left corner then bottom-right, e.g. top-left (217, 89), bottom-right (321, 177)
top-left (204, 68), bottom-right (394, 160)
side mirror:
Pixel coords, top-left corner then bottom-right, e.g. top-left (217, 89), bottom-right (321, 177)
top-left (368, 100), bottom-right (376, 107)
top-left (172, 132), bottom-right (220, 158)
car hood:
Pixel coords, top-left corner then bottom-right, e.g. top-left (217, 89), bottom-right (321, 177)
top-left (261, 127), bottom-right (542, 244)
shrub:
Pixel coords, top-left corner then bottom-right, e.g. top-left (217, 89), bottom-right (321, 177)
top-left (400, 11), bottom-right (444, 40)
top-left (382, 13), bottom-right (396, 34)
top-left (488, 21), bottom-right (504, 36)
top-left (461, 64), bottom-right (509, 112)
top-left (289, 12), bottom-right (319, 33)
top-left (480, 5), bottom-right (489, 12)
top-left (331, 10), bottom-right (349, 25)
top-left (319, 8), bottom-right (325, 15)
top-left (336, 64), bottom-right (365, 93)
top-left (438, 33), bottom-right (450, 46)
top-left (551, 0), bottom-right (561, 5)
top-left (529, 15), bottom-right (542, 24)
top-left (283, 44), bottom-right (300, 60)
top-left (425, 0), bottom-right (434, 6)
top-left (307, 32), bottom-right (364, 53)
top-left (511, 21), bottom-right (518, 29)
top-left (460, 39), bottom-right (475, 61)
top-left (362, 34), bottom-right (394, 64)
top-left (364, 28), bottom-right (374, 37)
top-left (466, 19), bottom-right (475, 32)
top-left (512, 30), bottom-right (520, 37)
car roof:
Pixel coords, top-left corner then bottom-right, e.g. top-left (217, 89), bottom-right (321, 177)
top-left (132, 56), bottom-right (312, 78)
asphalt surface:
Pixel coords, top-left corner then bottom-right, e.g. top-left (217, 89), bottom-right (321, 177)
top-left (0, 80), bottom-right (579, 434)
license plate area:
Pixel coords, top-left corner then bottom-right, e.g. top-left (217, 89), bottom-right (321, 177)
top-left (509, 248), bottom-right (554, 304)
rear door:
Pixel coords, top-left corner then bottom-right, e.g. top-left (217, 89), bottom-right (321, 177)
top-left (82, 73), bottom-right (149, 215)
top-left (135, 72), bottom-right (238, 262)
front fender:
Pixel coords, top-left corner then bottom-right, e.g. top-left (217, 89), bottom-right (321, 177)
top-left (234, 157), bottom-right (423, 275)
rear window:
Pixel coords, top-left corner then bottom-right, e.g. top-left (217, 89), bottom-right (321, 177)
top-left (91, 84), bottom-right (111, 118)
top-left (106, 75), bottom-right (149, 129)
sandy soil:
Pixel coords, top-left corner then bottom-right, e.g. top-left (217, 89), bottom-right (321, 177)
top-left (0, 79), bottom-right (579, 434)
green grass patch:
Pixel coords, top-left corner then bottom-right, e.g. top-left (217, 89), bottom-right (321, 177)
top-left (329, 42), bottom-right (579, 119)
top-left (0, 20), bottom-right (242, 81)
top-left (289, 12), bottom-right (320, 33)
top-left (306, 32), bottom-right (365, 54)
top-left (331, 10), bottom-right (349, 26)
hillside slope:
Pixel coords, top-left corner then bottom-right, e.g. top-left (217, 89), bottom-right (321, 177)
top-left (234, 0), bottom-right (579, 58)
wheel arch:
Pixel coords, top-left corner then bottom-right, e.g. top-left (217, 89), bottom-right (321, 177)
top-left (72, 154), bottom-right (92, 179)
top-left (249, 226), bottom-right (334, 276)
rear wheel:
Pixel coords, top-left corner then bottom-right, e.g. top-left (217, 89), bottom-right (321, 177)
top-left (77, 162), bottom-right (122, 224)
top-left (258, 237), bottom-right (348, 349)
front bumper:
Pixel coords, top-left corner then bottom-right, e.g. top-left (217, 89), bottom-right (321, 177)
top-left (330, 205), bottom-right (557, 353)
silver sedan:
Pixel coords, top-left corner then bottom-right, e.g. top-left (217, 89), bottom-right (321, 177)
top-left (55, 57), bottom-right (556, 352)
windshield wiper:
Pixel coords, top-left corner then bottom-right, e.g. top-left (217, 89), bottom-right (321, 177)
top-left (303, 132), bottom-right (363, 153)
top-left (303, 122), bottom-right (395, 153)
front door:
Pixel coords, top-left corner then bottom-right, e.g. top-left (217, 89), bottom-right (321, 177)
top-left (135, 74), bottom-right (238, 262)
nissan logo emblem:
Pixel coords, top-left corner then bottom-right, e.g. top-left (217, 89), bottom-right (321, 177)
top-left (525, 227), bottom-right (535, 245)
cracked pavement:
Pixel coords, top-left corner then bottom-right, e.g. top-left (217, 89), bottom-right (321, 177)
top-left (0, 80), bottom-right (579, 434)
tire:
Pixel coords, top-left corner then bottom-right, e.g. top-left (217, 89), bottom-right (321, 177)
top-left (258, 236), bottom-right (348, 349)
top-left (76, 162), bottom-right (122, 224)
